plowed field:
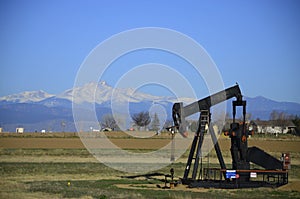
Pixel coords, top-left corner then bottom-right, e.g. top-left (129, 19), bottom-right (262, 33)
top-left (1, 137), bottom-right (299, 152)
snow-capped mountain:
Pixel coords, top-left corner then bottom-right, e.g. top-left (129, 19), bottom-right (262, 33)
top-left (0, 81), bottom-right (192, 107)
top-left (0, 90), bottom-right (55, 104)
top-left (58, 81), bottom-right (169, 104)
top-left (1, 81), bottom-right (300, 132)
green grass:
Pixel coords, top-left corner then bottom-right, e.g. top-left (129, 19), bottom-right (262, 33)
top-left (1, 148), bottom-right (300, 199)
top-left (25, 179), bottom-right (300, 199)
top-left (0, 148), bottom-right (91, 156)
top-left (1, 160), bottom-right (300, 199)
top-left (0, 162), bottom-right (124, 178)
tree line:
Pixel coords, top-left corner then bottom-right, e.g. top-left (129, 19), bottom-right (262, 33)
top-left (99, 110), bottom-right (300, 136)
top-left (268, 110), bottom-right (300, 136)
top-left (100, 111), bottom-right (162, 131)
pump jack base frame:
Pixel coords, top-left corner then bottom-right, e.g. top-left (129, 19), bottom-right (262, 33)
top-left (181, 168), bottom-right (288, 189)
top-left (185, 180), bottom-right (283, 189)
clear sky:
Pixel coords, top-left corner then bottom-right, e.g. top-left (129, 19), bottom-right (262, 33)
top-left (1, 0), bottom-right (299, 103)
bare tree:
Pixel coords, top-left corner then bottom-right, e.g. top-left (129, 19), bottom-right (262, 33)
top-left (278, 112), bottom-right (289, 134)
top-left (292, 115), bottom-right (300, 136)
top-left (101, 114), bottom-right (117, 130)
top-left (245, 113), bottom-right (252, 121)
top-left (270, 110), bottom-right (280, 121)
top-left (131, 111), bottom-right (151, 130)
top-left (270, 110), bottom-right (289, 133)
top-left (61, 120), bottom-right (66, 132)
top-left (150, 113), bottom-right (160, 131)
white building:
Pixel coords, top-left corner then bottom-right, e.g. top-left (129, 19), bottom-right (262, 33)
top-left (254, 120), bottom-right (296, 134)
top-left (16, 127), bottom-right (24, 134)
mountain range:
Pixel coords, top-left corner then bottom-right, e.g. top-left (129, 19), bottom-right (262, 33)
top-left (1, 81), bottom-right (300, 132)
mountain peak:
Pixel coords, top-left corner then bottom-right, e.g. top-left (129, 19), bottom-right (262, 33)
top-left (100, 81), bottom-right (107, 86)
top-left (66, 81), bottom-right (163, 104)
top-left (0, 90), bottom-right (54, 103)
top-left (1, 84), bottom-right (300, 132)
top-left (248, 96), bottom-right (279, 104)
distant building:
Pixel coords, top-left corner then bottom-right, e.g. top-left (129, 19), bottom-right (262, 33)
top-left (253, 120), bottom-right (296, 134)
top-left (221, 119), bottom-right (296, 135)
top-left (0, 127), bottom-right (2, 133)
top-left (16, 127), bottom-right (24, 134)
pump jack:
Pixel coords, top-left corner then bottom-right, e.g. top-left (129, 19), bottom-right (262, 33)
top-left (172, 84), bottom-right (289, 188)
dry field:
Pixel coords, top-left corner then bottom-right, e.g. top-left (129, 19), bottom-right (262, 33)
top-left (0, 132), bottom-right (300, 198)
top-left (1, 132), bottom-right (299, 151)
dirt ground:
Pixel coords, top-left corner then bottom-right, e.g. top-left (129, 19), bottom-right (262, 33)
top-left (1, 134), bottom-right (300, 197)
top-left (0, 138), bottom-right (84, 148)
top-left (1, 137), bottom-right (300, 152)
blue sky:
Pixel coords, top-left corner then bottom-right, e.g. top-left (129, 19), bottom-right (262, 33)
top-left (1, 0), bottom-right (299, 102)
